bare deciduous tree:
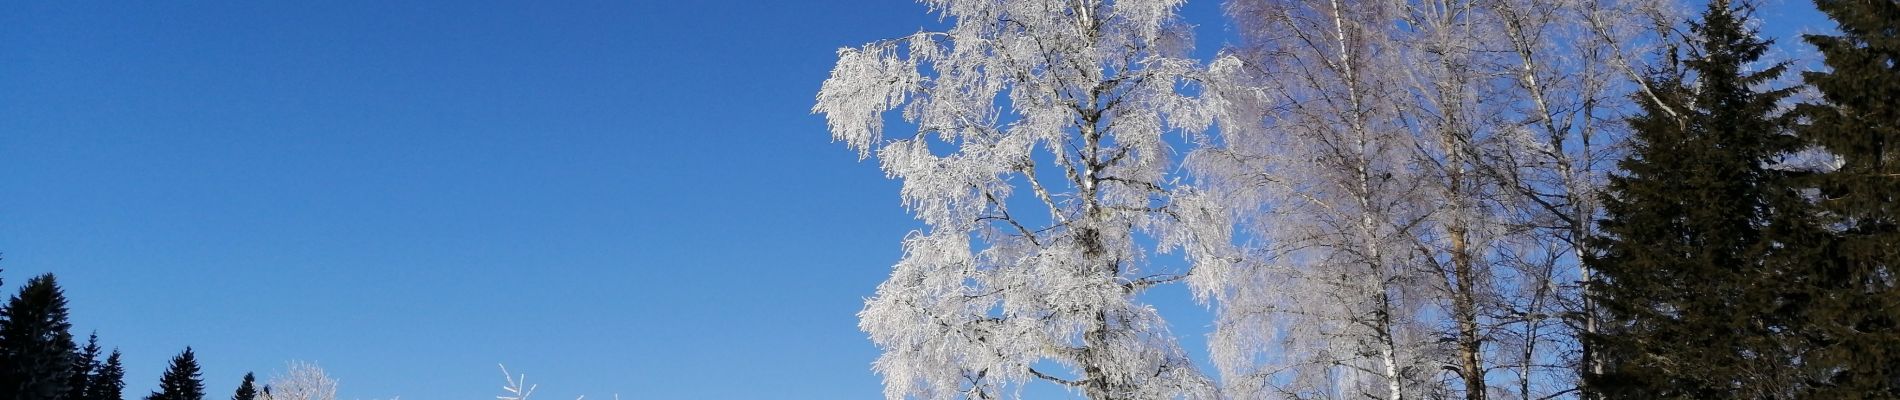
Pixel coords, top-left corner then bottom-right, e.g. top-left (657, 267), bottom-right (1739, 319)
top-left (1212, 0), bottom-right (1676, 398)
top-left (1202, 1), bottom-right (1440, 398)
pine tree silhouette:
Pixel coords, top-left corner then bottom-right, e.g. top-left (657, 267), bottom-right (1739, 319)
top-left (86, 350), bottom-right (126, 400)
top-left (146, 348), bottom-right (205, 400)
top-left (231, 373), bottom-right (257, 400)
top-left (66, 333), bottom-right (103, 400)
top-left (0, 274), bottom-right (79, 400)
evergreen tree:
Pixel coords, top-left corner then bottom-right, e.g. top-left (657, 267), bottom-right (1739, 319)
top-left (0, 274), bottom-right (79, 400)
top-left (1788, 0), bottom-right (1900, 396)
top-left (85, 350), bottom-right (125, 400)
top-left (1583, 0), bottom-right (1804, 398)
top-left (146, 348), bottom-right (203, 400)
top-left (66, 333), bottom-right (102, 400)
top-left (231, 373), bottom-right (256, 400)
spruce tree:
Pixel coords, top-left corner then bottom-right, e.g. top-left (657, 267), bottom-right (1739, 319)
top-left (85, 350), bottom-right (125, 400)
top-left (0, 274), bottom-right (79, 400)
top-left (231, 373), bottom-right (257, 400)
top-left (1788, 0), bottom-right (1900, 396)
top-left (1582, 0), bottom-right (1803, 398)
top-left (146, 348), bottom-right (204, 400)
top-left (66, 333), bottom-right (102, 400)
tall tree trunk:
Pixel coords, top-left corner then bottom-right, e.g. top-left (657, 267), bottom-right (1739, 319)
top-left (1083, 309), bottom-right (1117, 399)
top-left (1450, 225), bottom-right (1486, 400)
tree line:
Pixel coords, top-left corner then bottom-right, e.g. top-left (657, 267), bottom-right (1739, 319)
top-left (815, 0), bottom-right (1895, 398)
top-left (0, 271), bottom-right (331, 400)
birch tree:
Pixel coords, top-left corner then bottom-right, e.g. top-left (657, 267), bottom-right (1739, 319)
top-left (1386, 2), bottom-right (1509, 397)
top-left (1385, 0), bottom-right (1685, 395)
top-left (1203, 1), bottom-right (1441, 398)
top-left (1213, 0), bottom-right (1675, 398)
top-left (815, 0), bottom-right (1244, 398)
top-left (1473, 1), bottom-right (1681, 398)
top-left (1390, 0), bottom-right (1646, 397)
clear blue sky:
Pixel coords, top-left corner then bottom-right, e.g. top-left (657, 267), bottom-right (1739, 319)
top-left (0, 1), bottom-right (1826, 399)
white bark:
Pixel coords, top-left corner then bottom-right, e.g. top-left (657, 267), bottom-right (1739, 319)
top-left (1211, 0), bottom-right (1675, 398)
top-left (1200, 0), bottom-right (1438, 398)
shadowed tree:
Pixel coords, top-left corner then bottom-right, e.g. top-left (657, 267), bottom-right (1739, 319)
top-left (146, 348), bottom-right (204, 400)
top-left (66, 333), bottom-right (102, 400)
top-left (1788, 0), bottom-right (1900, 396)
top-left (1584, 0), bottom-right (1804, 397)
top-left (232, 373), bottom-right (257, 400)
top-left (0, 274), bottom-right (78, 400)
top-left (85, 350), bottom-right (124, 400)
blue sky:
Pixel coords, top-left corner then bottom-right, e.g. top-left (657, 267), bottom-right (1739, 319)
top-left (0, 1), bottom-right (1826, 399)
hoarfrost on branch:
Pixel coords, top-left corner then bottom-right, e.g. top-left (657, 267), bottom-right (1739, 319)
top-left (815, 0), bottom-right (1247, 398)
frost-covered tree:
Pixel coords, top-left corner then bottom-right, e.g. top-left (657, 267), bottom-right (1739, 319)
top-left (1389, 0), bottom-right (1677, 398)
top-left (492, 364), bottom-right (599, 400)
top-left (1210, 0), bottom-right (1675, 398)
top-left (1474, 0), bottom-right (1678, 397)
top-left (257, 362), bottom-right (335, 400)
top-left (1385, 2), bottom-right (1515, 397)
top-left (495, 366), bottom-right (538, 400)
top-left (1205, 1), bottom-right (1439, 398)
top-left (814, 0), bottom-right (1245, 398)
